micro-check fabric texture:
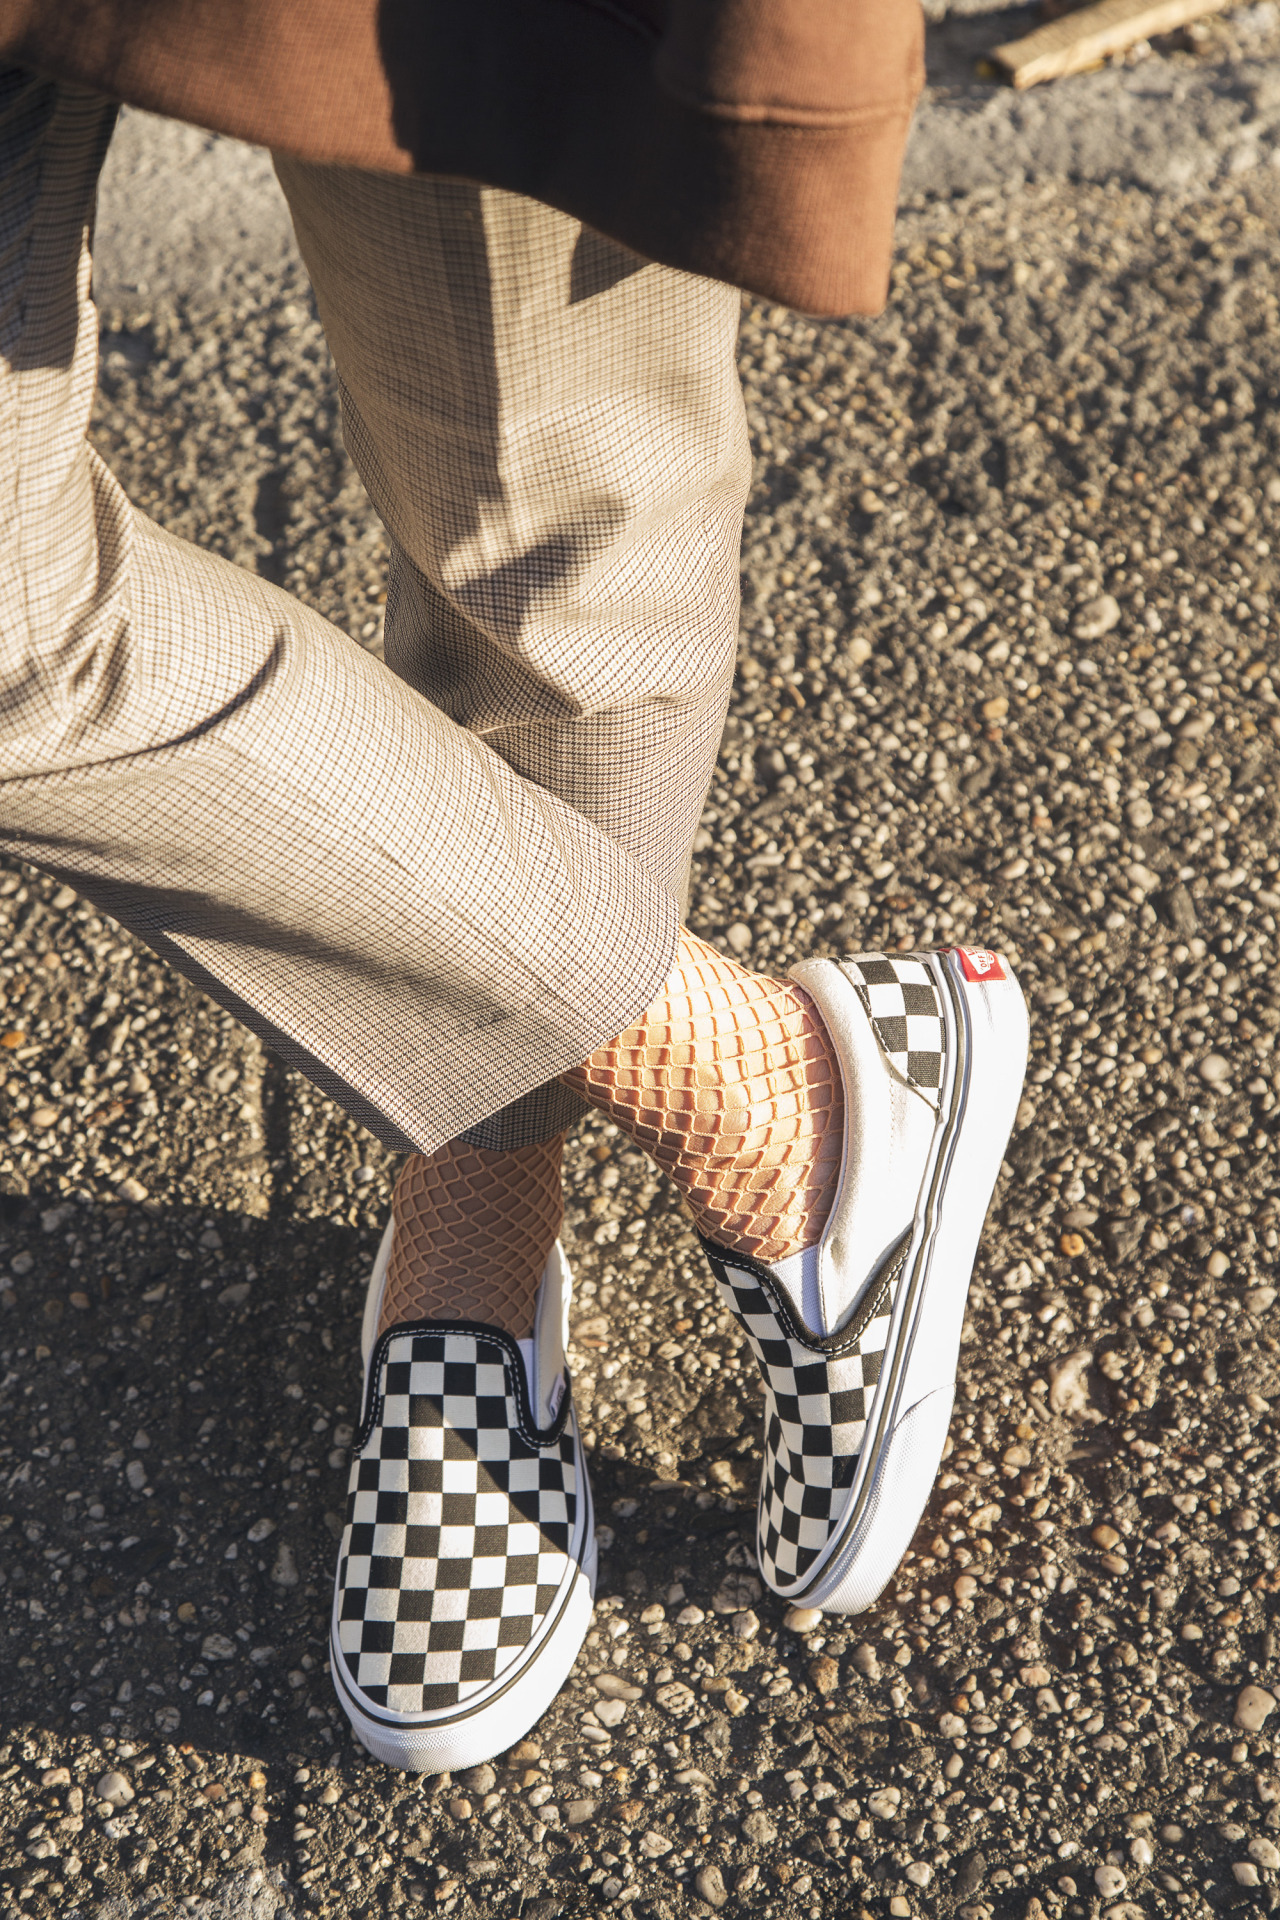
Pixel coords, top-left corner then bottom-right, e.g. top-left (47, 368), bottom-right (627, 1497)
top-left (0, 70), bottom-right (751, 1154)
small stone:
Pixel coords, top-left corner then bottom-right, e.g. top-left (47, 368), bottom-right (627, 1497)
top-left (1091, 1524), bottom-right (1122, 1550)
top-left (1059, 1232), bottom-right (1086, 1258)
top-left (507, 1740), bottom-right (541, 1764)
top-left (270, 1541), bottom-right (299, 1588)
top-left (723, 1687), bottom-right (749, 1716)
top-left (735, 1865), bottom-right (760, 1894)
top-left (1236, 1686), bottom-right (1277, 1732)
top-left (1250, 1838), bottom-right (1280, 1870)
top-left (640, 1829), bottom-right (675, 1857)
top-left (906, 1862), bottom-right (932, 1888)
top-left (1048, 1350), bottom-right (1095, 1417)
top-left (784, 1606), bottom-right (823, 1633)
top-left (595, 1698), bottom-right (627, 1728)
top-left (1074, 593), bottom-right (1121, 638)
top-left (115, 1176), bottom-right (148, 1204)
top-left (725, 923), bottom-right (752, 956)
top-left (1245, 1287), bottom-right (1278, 1315)
top-left (448, 1797), bottom-right (472, 1821)
top-left (741, 1810), bottom-right (777, 1845)
top-left (889, 1899), bottom-right (911, 1918)
top-left (95, 1771), bottom-right (134, 1808)
top-left (459, 1764), bottom-right (495, 1793)
top-left (695, 1863), bottom-right (728, 1909)
top-left (594, 1674), bottom-right (642, 1701)
top-left (954, 1573), bottom-right (978, 1603)
top-left (1206, 1250), bottom-right (1230, 1279)
top-left (1234, 1863), bottom-right (1261, 1888)
top-left (868, 1787), bottom-right (901, 1819)
top-left (29, 1106), bottom-right (58, 1129)
top-left (1129, 1836), bottom-right (1154, 1868)
top-left (566, 1799), bottom-right (597, 1826)
top-left (42, 1767), bottom-right (71, 1788)
top-left (1094, 1865), bottom-right (1127, 1897)
top-left (982, 696), bottom-right (1009, 722)
top-left (954, 1851), bottom-right (986, 1896)
top-left (809, 1655), bottom-right (840, 1694)
top-left (201, 1633), bottom-right (236, 1661)
top-left (10, 1251), bottom-right (32, 1275)
top-left (852, 1642), bottom-right (881, 1681)
top-left (125, 1460), bottom-right (147, 1491)
top-left (731, 1609), bottom-right (760, 1641)
top-left (0, 1029), bottom-right (25, 1048)
top-left (1198, 1053), bottom-right (1231, 1087)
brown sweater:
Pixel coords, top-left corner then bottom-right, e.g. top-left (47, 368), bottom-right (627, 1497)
top-left (0, 0), bottom-right (923, 315)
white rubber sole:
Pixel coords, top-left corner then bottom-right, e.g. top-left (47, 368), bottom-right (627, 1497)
top-left (794, 946), bottom-right (1028, 1612)
top-left (329, 1224), bottom-right (597, 1773)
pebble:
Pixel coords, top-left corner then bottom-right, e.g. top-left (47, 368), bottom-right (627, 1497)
top-left (1235, 1686), bottom-right (1277, 1732)
top-left (1048, 1349), bottom-right (1094, 1417)
top-left (640, 1830), bottom-right (674, 1857)
top-left (741, 1811), bottom-right (777, 1845)
top-left (784, 1606), bottom-right (823, 1633)
top-left (1091, 1524), bottom-right (1121, 1549)
top-left (1245, 1286), bottom-right (1278, 1314)
top-left (1250, 1838), bottom-right (1280, 1870)
top-left (1198, 1053), bottom-right (1231, 1086)
top-left (731, 1609), bottom-right (760, 1640)
top-left (246, 1517), bottom-right (276, 1543)
top-left (695, 1863), bottom-right (729, 1909)
top-left (906, 1862), bottom-right (933, 1887)
top-left (1206, 1250), bottom-right (1231, 1279)
top-left (1094, 1865), bottom-right (1127, 1897)
top-left (725, 923), bottom-right (752, 956)
top-left (95, 1771), bottom-right (134, 1808)
top-left (868, 1788), bottom-right (901, 1819)
top-left (125, 1459), bottom-right (147, 1491)
top-left (594, 1674), bottom-right (642, 1701)
top-left (201, 1633), bottom-right (236, 1661)
top-left (459, 1765), bottom-right (495, 1793)
top-left (448, 1797), bottom-right (472, 1821)
top-left (852, 1643), bottom-right (881, 1681)
top-left (270, 1541), bottom-right (299, 1588)
top-left (594, 1699), bottom-right (627, 1728)
top-left (1074, 593), bottom-right (1121, 638)
top-left (1234, 1863), bottom-right (1261, 1888)
top-left (954, 1573), bottom-right (979, 1603)
top-left (808, 1655), bottom-right (840, 1694)
top-left (565, 1799), bottom-right (597, 1826)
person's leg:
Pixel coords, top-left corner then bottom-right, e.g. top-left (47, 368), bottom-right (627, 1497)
top-left (273, 161), bottom-right (750, 1336)
top-left (0, 71), bottom-right (680, 1163)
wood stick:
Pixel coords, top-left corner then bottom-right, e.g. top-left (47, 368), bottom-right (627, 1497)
top-left (991, 0), bottom-right (1230, 89)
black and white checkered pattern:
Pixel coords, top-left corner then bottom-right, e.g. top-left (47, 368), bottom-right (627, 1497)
top-left (841, 956), bottom-right (945, 1110)
top-left (703, 1246), bottom-right (904, 1590)
top-left (336, 1328), bottom-right (579, 1714)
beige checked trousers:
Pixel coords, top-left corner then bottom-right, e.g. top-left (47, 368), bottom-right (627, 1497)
top-left (0, 72), bottom-right (751, 1154)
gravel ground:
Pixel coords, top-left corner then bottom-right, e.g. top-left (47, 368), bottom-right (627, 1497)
top-left (5, 41), bottom-right (1280, 1920)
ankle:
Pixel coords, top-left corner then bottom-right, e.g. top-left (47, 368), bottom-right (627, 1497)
top-left (378, 1134), bottom-right (564, 1341)
top-left (563, 932), bottom-right (844, 1267)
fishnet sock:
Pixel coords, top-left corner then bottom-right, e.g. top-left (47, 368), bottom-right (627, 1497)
top-left (377, 1134), bottom-right (566, 1341)
top-left (563, 931), bottom-right (844, 1265)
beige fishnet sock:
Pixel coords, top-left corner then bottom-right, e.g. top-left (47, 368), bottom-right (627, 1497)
top-left (377, 1134), bottom-right (565, 1341)
top-left (563, 930), bottom-right (844, 1265)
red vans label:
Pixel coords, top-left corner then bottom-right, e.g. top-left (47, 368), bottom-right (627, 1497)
top-left (953, 946), bottom-right (1006, 984)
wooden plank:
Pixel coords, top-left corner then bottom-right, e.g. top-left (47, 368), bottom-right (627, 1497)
top-left (991, 0), bottom-right (1230, 89)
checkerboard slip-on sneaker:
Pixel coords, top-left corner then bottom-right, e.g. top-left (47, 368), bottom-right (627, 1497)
top-left (701, 946), bottom-right (1027, 1616)
top-left (330, 1228), bottom-right (595, 1773)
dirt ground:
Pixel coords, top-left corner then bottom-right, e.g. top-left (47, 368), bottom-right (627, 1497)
top-left (3, 20), bottom-right (1280, 1920)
